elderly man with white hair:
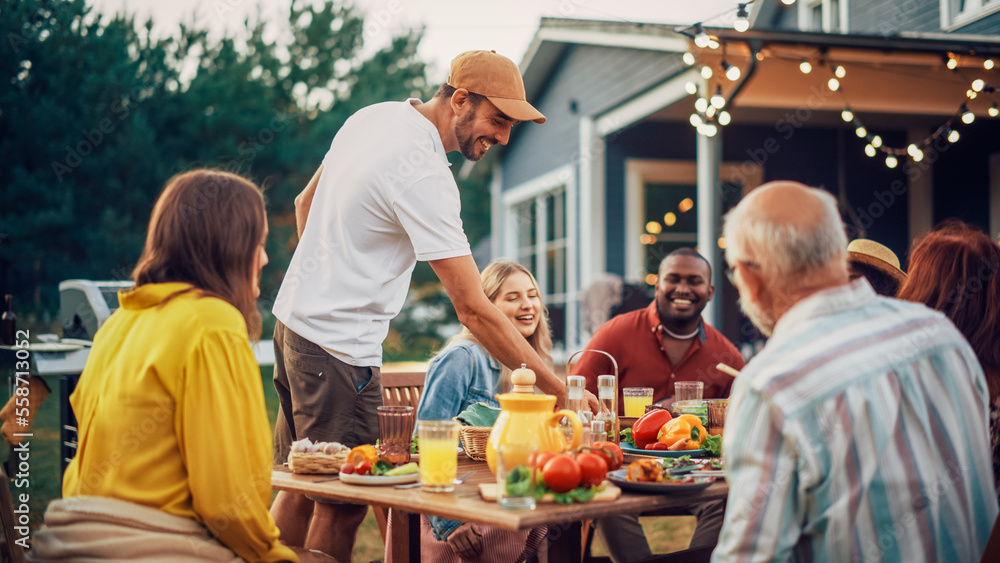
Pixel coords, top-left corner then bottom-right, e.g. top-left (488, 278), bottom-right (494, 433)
top-left (712, 181), bottom-right (997, 562)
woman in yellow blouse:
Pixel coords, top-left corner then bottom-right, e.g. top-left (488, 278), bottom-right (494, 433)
top-left (31, 170), bottom-right (304, 562)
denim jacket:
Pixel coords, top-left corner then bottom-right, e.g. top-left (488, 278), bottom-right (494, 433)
top-left (415, 340), bottom-right (503, 540)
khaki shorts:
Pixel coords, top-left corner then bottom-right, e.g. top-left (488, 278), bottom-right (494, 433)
top-left (272, 320), bottom-right (382, 466)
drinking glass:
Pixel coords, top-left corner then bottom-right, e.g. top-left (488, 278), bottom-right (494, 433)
top-left (496, 443), bottom-right (537, 510)
top-left (417, 420), bottom-right (459, 492)
top-left (674, 381), bottom-right (704, 402)
top-left (622, 387), bottom-right (654, 417)
top-left (377, 406), bottom-right (416, 464)
top-left (706, 399), bottom-right (729, 438)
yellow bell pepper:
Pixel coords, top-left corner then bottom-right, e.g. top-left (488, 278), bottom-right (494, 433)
top-left (656, 414), bottom-right (707, 450)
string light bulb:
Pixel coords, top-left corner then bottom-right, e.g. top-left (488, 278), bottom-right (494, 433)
top-left (690, 113), bottom-right (703, 127)
top-left (985, 58), bottom-right (995, 70)
top-left (693, 24), bottom-right (711, 49)
top-left (722, 61), bottom-right (741, 81)
top-left (683, 52), bottom-right (696, 66)
top-left (685, 81), bottom-right (698, 95)
top-left (841, 108), bottom-right (853, 122)
top-left (855, 125), bottom-right (867, 138)
top-left (871, 135), bottom-right (882, 148)
top-left (828, 78), bottom-right (840, 91)
top-left (781, 0), bottom-right (796, 5)
top-left (948, 128), bottom-right (960, 143)
top-left (695, 97), bottom-right (709, 113)
top-left (799, 60), bottom-right (813, 74)
top-left (834, 65), bottom-right (846, 78)
top-left (972, 79), bottom-right (985, 92)
top-left (718, 110), bottom-right (732, 126)
top-left (885, 155), bottom-right (898, 168)
top-left (961, 104), bottom-right (975, 124)
top-left (734, 4), bottom-right (750, 32)
top-left (990, 103), bottom-right (999, 118)
top-left (701, 66), bottom-right (714, 79)
top-left (946, 54), bottom-right (958, 70)
top-left (864, 144), bottom-right (876, 157)
top-left (706, 105), bottom-right (717, 118)
top-left (711, 86), bottom-right (726, 108)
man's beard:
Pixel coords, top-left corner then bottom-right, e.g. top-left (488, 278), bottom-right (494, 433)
top-left (739, 296), bottom-right (776, 337)
top-left (455, 110), bottom-right (493, 161)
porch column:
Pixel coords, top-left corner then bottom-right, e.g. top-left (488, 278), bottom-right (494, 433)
top-left (697, 130), bottom-right (723, 329)
top-left (907, 129), bottom-right (934, 243)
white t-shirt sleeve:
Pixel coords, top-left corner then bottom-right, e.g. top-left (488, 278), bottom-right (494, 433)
top-left (393, 173), bottom-right (471, 261)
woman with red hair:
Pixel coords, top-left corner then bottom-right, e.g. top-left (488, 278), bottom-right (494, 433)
top-left (898, 220), bottom-right (1000, 499)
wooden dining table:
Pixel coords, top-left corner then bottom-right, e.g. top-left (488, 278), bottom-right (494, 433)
top-left (272, 455), bottom-right (729, 563)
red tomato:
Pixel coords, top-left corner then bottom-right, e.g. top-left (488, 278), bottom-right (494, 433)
top-left (591, 441), bottom-right (624, 470)
top-left (575, 452), bottom-right (608, 488)
top-left (542, 454), bottom-right (582, 493)
top-left (531, 451), bottom-right (557, 471)
top-left (356, 460), bottom-right (373, 476)
top-left (644, 442), bottom-right (669, 451)
top-left (339, 462), bottom-right (356, 474)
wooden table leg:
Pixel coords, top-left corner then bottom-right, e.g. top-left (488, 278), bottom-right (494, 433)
top-left (388, 508), bottom-right (421, 563)
top-left (545, 521), bottom-right (582, 563)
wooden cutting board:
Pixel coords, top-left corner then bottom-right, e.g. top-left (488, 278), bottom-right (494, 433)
top-left (479, 482), bottom-right (621, 503)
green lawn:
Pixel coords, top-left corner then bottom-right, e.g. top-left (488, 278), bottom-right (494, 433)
top-left (12, 367), bottom-right (694, 562)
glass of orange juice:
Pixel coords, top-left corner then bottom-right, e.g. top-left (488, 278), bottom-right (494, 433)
top-left (622, 387), bottom-right (654, 417)
top-left (417, 420), bottom-right (459, 492)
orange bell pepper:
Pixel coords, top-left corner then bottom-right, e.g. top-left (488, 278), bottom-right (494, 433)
top-left (656, 414), bottom-right (707, 450)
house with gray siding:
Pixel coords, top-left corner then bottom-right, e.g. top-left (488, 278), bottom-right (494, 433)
top-left (469, 0), bottom-right (1000, 358)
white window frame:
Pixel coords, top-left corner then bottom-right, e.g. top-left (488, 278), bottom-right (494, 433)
top-left (624, 160), bottom-right (763, 284)
top-left (502, 165), bottom-right (575, 353)
top-left (940, 0), bottom-right (1000, 30)
top-left (799, 0), bottom-right (850, 33)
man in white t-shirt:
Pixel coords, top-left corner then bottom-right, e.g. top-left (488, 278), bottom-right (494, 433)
top-left (269, 50), bottom-right (592, 560)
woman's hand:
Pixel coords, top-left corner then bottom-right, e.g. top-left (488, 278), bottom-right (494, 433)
top-left (447, 522), bottom-right (483, 560)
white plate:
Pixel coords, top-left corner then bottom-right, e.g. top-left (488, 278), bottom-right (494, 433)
top-left (339, 472), bottom-right (419, 486)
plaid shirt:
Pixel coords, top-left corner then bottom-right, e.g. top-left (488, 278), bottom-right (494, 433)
top-left (714, 280), bottom-right (998, 563)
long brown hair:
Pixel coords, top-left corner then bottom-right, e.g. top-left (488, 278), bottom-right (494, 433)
top-left (131, 169), bottom-right (266, 340)
top-left (445, 260), bottom-right (553, 391)
top-left (898, 220), bottom-right (1000, 401)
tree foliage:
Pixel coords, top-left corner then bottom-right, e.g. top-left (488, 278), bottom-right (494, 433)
top-left (0, 0), bottom-right (493, 331)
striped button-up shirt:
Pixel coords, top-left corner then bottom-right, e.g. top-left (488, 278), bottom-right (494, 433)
top-left (713, 280), bottom-right (997, 563)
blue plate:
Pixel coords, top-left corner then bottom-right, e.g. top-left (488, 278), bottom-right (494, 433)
top-left (607, 469), bottom-right (715, 494)
top-left (620, 444), bottom-right (706, 458)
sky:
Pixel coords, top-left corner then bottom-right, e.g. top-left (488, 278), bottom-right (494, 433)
top-left (88, 0), bottom-right (746, 82)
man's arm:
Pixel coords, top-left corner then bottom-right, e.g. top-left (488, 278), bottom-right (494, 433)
top-left (294, 165), bottom-right (323, 238)
top-left (431, 254), bottom-right (586, 410)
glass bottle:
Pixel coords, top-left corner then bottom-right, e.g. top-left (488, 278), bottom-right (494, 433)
top-left (1, 295), bottom-right (15, 346)
top-left (563, 376), bottom-right (586, 445)
top-left (590, 419), bottom-right (608, 443)
top-left (596, 374), bottom-right (618, 444)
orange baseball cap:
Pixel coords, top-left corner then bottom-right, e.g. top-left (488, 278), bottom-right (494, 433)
top-left (447, 50), bottom-right (546, 124)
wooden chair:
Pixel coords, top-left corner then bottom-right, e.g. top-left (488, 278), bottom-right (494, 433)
top-left (374, 370), bottom-right (427, 543)
top-left (0, 464), bottom-right (26, 563)
top-left (381, 371), bottom-right (426, 408)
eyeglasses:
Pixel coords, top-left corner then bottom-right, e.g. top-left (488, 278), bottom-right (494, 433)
top-left (725, 261), bottom-right (760, 284)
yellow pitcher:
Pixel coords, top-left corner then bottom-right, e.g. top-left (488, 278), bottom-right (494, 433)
top-left (485, 365), bottom-right (582, 474)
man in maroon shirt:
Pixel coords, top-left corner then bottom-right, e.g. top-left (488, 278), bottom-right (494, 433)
top-left (572, 248), bottom-right (745, 562)
top-left (574, 248), bottom-right (745, 412)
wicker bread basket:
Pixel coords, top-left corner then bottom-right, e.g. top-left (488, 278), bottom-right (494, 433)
top-left (456, 422), bottom-right (492, 461)
top-left (287, 451), bottom-right (349, 475)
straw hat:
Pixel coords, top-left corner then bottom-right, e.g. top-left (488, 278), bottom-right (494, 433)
top-left (847, 239), bottom-right (907, 285)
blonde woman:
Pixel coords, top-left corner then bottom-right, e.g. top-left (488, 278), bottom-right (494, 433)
top-left (388, 260), bottom-right (550, 562)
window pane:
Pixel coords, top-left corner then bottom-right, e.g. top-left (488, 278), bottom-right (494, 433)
top-left (547, 303), bottom-right (565, 345)
top-left (546, 246), bottom-right (566, 295)
top-left (643, 183), bottom-right (698, 283)
top-left (517, 202), bottom-right (536, 248)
